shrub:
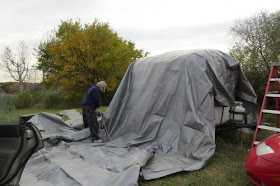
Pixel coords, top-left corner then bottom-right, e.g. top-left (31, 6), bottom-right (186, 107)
top-left (100, 91), bottom-right (114, 106)
top-left (62, 97), bottom-right (81, 108)
top-left (43, 92), bottom-right (62, 108)
top-left (30, 92), bottom-right (43, 105)
top-left (12, 92), bottom-right (31, 109)
top-left (9, 83), bottom-right (20, 94)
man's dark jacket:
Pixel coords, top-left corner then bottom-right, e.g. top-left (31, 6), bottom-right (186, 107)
top-left (82, 85), bottom-right (101, 109)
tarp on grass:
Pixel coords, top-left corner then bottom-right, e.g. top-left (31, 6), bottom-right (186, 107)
top-left (21, 49), bottom-right (257, 186)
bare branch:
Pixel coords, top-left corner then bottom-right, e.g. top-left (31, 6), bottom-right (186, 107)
top-left (1, 41), bottom-right (30, 91)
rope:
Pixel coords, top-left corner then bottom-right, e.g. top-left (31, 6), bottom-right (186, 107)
top-left (98, 115), bottom-right (128, 148)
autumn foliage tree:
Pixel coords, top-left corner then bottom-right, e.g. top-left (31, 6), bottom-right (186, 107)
top-left (37, 19), bottom-right (148, 100)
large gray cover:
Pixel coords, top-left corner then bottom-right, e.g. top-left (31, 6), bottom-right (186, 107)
top-left (21, 50), bottom-right (256, 185)
top-left (102, 49), bottom-right (256, 179)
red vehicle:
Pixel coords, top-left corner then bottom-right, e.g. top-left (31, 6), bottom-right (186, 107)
top-left (246, 133), bottom-right (280, 185)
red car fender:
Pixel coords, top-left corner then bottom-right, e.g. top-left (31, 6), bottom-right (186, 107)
top-left (246, 134), bottom-right (280, 186)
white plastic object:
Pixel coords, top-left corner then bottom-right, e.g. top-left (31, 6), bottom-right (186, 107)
top-left (230, 101), bottom-right (246, 122)
top-left (215, 107), bottom-right (230, 125)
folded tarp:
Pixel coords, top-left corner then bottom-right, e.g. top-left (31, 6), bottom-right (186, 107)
top-left (20, 49), bottom-right (257, 185)
top-left (59, 109), bottom-right (84, 129)
top-left (21, 112), bottom-right (151, 186)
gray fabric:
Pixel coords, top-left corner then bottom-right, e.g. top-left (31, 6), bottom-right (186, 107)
top-left (20, 49), bottom-right (256, 185)
top-left (21, 112), bottom-right (151, 186)
top-left (102, 49), bottom-right (256, 179)
top-left (59, 109), bottom-right (84, 129)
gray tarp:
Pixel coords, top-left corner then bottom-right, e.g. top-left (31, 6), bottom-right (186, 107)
top-left (21, 50), bottom-right (257, 185)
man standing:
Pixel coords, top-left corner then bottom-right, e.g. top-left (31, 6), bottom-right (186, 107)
top-left (82, 81), bottom-right (107, 142)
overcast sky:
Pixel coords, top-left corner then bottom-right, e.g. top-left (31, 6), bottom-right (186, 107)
top-left (0, 0), bottom-right (279, 81)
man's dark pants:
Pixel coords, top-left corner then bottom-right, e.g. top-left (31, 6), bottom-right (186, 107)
top-left (82, 105), bottom-right (99, 139)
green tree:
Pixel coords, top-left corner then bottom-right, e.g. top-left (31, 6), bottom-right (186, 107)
top-left (229, 10), bottom-right (280, 101)
top-left (37, 19), bottom-right (148, 100)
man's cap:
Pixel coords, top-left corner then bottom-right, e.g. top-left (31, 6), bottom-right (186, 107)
top-left (99, 81), bottom-right (107, 92)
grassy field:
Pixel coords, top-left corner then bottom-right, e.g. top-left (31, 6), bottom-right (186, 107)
top-left (17, 107), bottom-right (255, 185)
top-left (140, 131), bottom-right (254, 186)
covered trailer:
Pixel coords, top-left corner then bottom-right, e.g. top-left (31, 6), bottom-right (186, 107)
top-left (102, 49), bottom-right (257, 179)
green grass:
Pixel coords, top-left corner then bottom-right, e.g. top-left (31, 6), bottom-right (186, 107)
top-left (0, 110), bottom-right (20, 123)
top-left (17, 107), bottom-right (254, 185)
top-left (139, 134), bottom-right (254, 186)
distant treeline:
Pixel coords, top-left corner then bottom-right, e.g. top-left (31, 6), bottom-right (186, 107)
top-left (0, 82), bottom-right (112, 109)
top-left (0, 82), bottom-right (42, 94)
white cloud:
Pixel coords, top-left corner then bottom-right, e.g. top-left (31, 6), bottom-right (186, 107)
top-left (0, 0), bottom-right (279, 81)
top-left (115, 20), bottom-right (233, 55)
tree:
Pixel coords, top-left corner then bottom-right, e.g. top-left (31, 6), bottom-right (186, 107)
top-left (1, 41), bottom-right (30, 92)
top-left (229, 10), bottom-right (280, 101)
top-left (37, 19), bottom-right (148, 100)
